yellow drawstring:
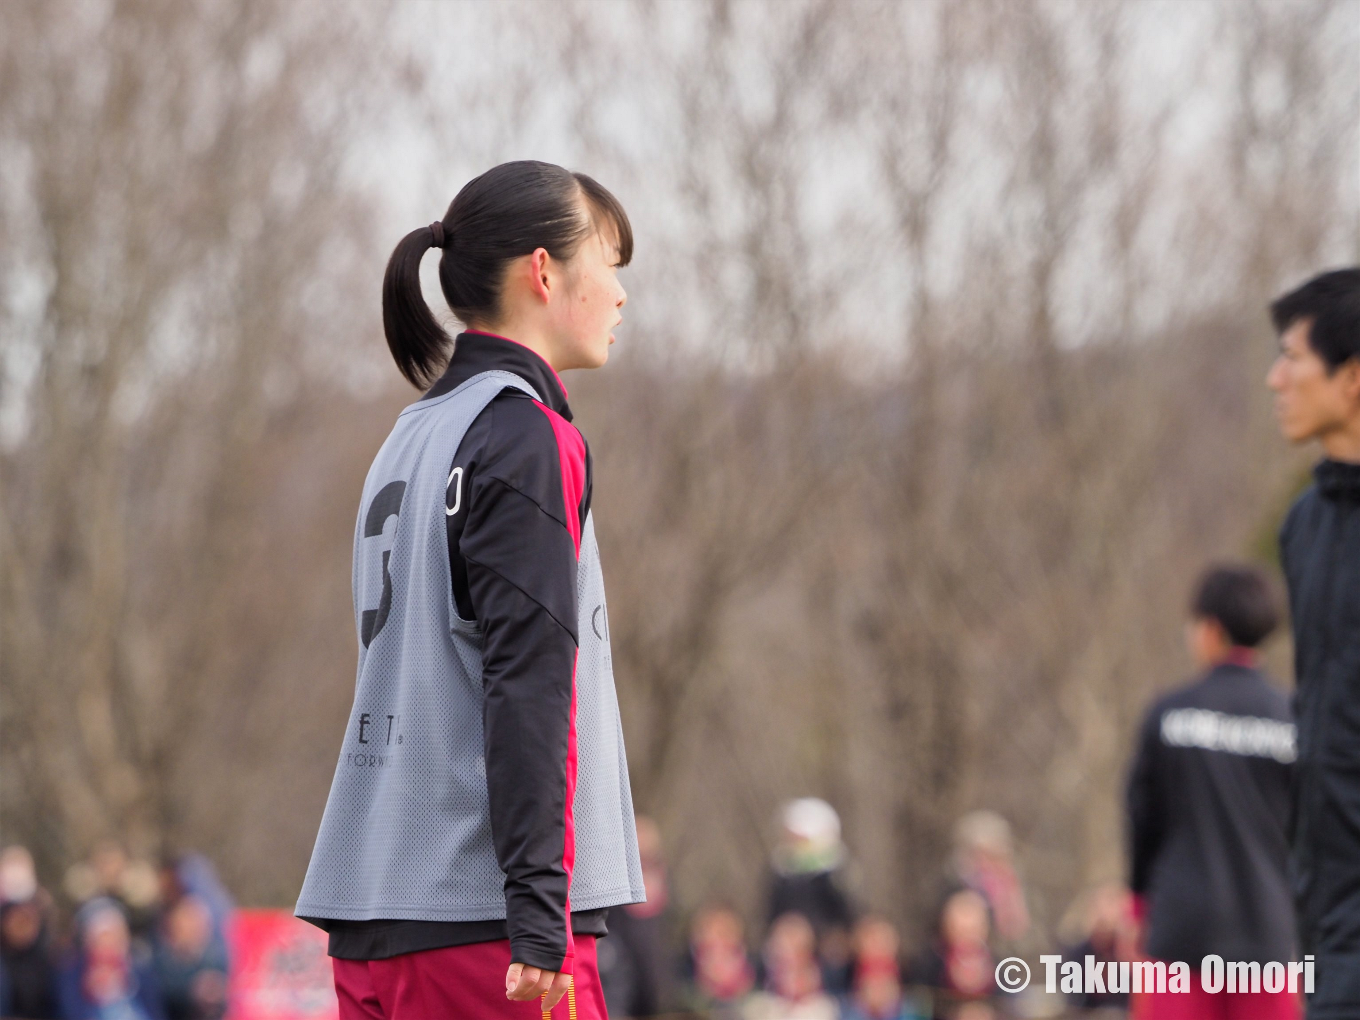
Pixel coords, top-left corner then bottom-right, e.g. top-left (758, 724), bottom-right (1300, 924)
top-left (540, 980), bottom-right (576, 1020)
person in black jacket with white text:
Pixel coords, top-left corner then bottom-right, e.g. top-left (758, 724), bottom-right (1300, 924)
top-left (1267, 268), bottom-right (1360, 1019)
top-left (1127, 564), bottom-right (1298, 1020)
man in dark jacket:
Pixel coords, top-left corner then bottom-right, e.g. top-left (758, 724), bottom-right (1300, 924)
top-left (1127, 564), bottom-right (1297, 1020)
top-left (1267, 268), bottom-right (1360, 1018)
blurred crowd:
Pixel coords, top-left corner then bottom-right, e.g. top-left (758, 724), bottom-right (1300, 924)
top-left (1, 805), bottom-right (1136, 1020)
top-left (0, 843), bottom-right (232, 1020)
top-left (599, 802), bottom-right (1137, 1020)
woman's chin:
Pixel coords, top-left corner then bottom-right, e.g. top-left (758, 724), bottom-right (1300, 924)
top-left (586, 341), bottom-right (611, 368)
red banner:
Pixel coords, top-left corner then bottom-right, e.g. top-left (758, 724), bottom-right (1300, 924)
top-left (226, 910), bottom-right (338, 1020)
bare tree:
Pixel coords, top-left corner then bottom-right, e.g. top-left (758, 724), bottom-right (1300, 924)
top-left (0, 0), bottom-right (392, 891)
top-left (2, 0), bottom-right (1356, 943)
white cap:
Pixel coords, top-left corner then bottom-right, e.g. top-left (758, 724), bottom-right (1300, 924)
top-left (0, 846), bottom-right (37, 903)
top-left (782, 798), bottom-right (841, 846)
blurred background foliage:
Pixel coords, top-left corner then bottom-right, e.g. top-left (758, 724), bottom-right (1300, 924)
top-left (1, 0), bottom-right (1357, 946)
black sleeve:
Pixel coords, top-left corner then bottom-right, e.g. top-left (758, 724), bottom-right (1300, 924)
top-left (1127, 705), bottom-right (1164, 895)
top-left (458, 394), bottom-right (583, 974)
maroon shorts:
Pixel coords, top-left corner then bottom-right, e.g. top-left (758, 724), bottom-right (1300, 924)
top-left (332, 936), bottom-right (606, 1020)
top-left (1132, 967), bottom-right (1301, 1020)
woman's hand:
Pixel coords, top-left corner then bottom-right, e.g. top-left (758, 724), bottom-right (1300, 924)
top-left (505, 962), bottom-right (572, 1009)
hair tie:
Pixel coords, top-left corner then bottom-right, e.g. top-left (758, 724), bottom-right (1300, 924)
top-left (429, 221), bottom-right (446, 248)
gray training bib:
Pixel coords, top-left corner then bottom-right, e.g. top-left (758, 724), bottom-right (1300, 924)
top-left (296, 370), bottom-right (644, 923)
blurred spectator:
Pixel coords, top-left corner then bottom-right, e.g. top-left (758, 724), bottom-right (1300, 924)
top-left (599, 816), bottom-right (675, 1018)
top-left (155, 858), bottom-right (232, 974)
top-left (57, 898), bottom-right (163, 1020)
top-left (1060, 884), bottom-right (1136, 1017)
top-left (61, 843), bottom-right (127, 911)
top-left (841, 917), bottom-right (924, 1020)
top-left (949, 812), bottom-right (1029, 946)
top-left (152, 896), bottom-right (227, 1020)
top-left (2, 847), bottom-right (42, 905)
top-left (683, 904), bottom-right (756, 1020)
top-left (3, 901), bottom-right (59, 1019)
top-left (910, 889), bottom-right (996, 1020)
top-left (64, 844), bottom-right (161, 942)
top-left (767, 798), bottom-right (856, 994)
top-left (161, 858), bottom-right (232, 942)
top-left (0, 846), bottom-right (58, 1019)
top-left (744, 912), bottom-right (839, 1020)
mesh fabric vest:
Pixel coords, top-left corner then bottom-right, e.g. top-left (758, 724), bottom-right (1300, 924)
top-left (296, 371), bottom-right (644, 922)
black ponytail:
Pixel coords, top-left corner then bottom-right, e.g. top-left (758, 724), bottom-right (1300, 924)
top-left (381, 160), bottom-right (634, 389)
top-left (382, 223), bottom-right (450, 390)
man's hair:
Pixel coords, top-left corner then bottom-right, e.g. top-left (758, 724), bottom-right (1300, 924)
top-left (1270, 268), bottom-right (1360, 373)
top-left (1190, 564), bottom-right (1280, 648)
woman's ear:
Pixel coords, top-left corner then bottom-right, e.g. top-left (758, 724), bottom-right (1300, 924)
top-left (529, 247), bottom-right (552, 305)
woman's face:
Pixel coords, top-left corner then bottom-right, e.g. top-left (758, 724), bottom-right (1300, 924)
top-left (85, 910), bottom-right (130, 958)
top-left (548, 224), bottom-right (626, 372)
top-left (166, 896), bottom-right (213, 958)
top-left (1, 903), bottom-right (41, 951)
top-left (941, 890), bottom-right (990, 947)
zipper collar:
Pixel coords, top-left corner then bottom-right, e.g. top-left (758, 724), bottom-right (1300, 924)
top-left (1315, 459), bottom-right (1360, 502)
top-left (423, 331), bottom-right (572, 421)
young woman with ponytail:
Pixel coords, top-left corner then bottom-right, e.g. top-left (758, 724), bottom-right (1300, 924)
top-left (296, 161), bottom-right (646, 1020)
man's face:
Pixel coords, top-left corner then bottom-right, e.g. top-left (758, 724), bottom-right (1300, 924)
top-left (1266, 319), bottom-right (1360, 443)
